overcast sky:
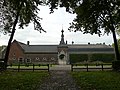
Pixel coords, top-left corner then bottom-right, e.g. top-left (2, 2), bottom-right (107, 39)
top-left (0, 6), bottom-right (115, 46)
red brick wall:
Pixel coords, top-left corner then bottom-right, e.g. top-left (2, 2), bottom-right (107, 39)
top-left (25, 53), bottom-right (58, 64)
top-left (8, 41), bottom-right (25, 64)
top-left (8, 40), bottom-right (59, 64)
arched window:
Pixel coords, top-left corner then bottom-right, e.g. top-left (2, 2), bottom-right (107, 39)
top-left (36, 57), bottom-right (39, 60)
top-left (51, 57), bottom-right (55, 60)
top-left (42, 57), bottom-right (47, 60)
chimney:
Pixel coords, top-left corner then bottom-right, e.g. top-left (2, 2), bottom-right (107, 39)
top-left (72, 41), bottom-right (74, 44)
top-left (66, 40), bottom-right (68, 44)
top-left (88, 42), bottom-right (90, 45)
top-left (103, 42), bottom-right (105, 45)
top-left (27, 41), bottom-right (30, 45)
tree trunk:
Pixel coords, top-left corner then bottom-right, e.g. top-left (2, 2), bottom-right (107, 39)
top-left (109, 13), bottom-right (120, 60)
top-left (111, 28), bottom-right (120, 60)
top-left (4, 12), bottom-right (20, 69)
top-left (106, 1), bottom-right (120, 60)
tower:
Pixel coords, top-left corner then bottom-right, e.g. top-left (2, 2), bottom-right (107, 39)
top-left (59, 29), bottom-right (65, 45)
top-left (58, 29), bottom-right (68, 64)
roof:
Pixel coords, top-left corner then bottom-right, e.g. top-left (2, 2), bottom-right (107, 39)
top-left (68, 44), bottom-right (114, 53)
top-left (14, 40), bottom-right (114, 54)
top-left (17, 41), bottom-right (58, 53)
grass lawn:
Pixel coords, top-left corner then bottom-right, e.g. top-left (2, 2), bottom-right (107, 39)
top-left (71, 71), bottom-right (120, 90)
top-left (0, 71), bottom-right (49, 90)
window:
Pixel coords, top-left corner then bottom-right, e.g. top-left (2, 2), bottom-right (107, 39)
top-left (51, 57), bottom-right (55, 60)
top-left (18, 58), bottom-right (23, 63)
top-left (43, 57), bottom-right (47, 60)
top-left (12, 58), bottom-right (16, 61)
top-left (13, 53), bottom-right (15, 57)
top-left (36, 57), bottom-right (39, 60)
top-left (26, 58), bottom-right (31, 63)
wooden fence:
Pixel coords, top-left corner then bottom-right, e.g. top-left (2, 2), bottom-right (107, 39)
top-left (71, 63), bottom-right (112, 71)
top-left (7, 64), bottom-right (50, 72)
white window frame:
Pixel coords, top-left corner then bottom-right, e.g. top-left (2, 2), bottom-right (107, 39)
top-left (35, 57), bottom-right (39, 60)
top-left (26, 58), bottom-right (31, 63)
top-left (18, 57), bottom-right (24, 63)
top-left (42, 57), bottom-right (47, 60)
top-left (51, 57), bottom-right (55, 60)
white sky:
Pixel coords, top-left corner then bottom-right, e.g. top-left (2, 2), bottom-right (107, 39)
top-left (0, 6), bottom-right (115, 46)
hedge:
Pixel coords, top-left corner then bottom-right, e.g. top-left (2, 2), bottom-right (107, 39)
top-left (70, 54), bottom-right (115, 64)
top-left (112, 60), bottom-right (120, 71)
top-left (91, 54), bottom-right (115, 63)
top-left (69, 54), bottom-right (88, 64)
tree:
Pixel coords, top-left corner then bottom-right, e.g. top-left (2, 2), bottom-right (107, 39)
top-left (47, 0), bottom-right (120, 60)
top-left (118, 39), bottom-right (120, 52)
top-left (0, 0), bottom-right (46, 69)
top-left (113, 39), bottom-right (120, 52)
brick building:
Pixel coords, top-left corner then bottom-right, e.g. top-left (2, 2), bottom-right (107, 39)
top-left (8, 29), bottom-right (115, 64)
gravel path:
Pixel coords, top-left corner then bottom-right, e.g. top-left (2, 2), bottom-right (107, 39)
top-left (37, 70), bottom-right (80, 90)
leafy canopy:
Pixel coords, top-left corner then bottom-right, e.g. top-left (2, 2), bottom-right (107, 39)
top-left (0, 0), bottom-right (46, 34)
top-left (47, 0), bottom-right (120, 36)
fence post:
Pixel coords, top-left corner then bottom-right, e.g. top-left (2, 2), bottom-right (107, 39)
top-left (10, 64), bottom-right (12, 67)
top-left (18, 64), bottom-right (20, 72)
top-left (87, 64), bottom-right (88, 72)
top-left (48, 64), bottom-right (49, 72)
top-left (33, 64), bottom-right (35, 71)
top-left (102, 64), bottom-right (103, 71)
top-left (71, 64), bottom-right (73, 71)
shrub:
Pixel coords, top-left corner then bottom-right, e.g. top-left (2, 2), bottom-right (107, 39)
top-left (0, 59), bottom-right (5, 69)
top-left (70, 54), bottom-right (115, 64)
top-left (112, 60), bottom-right (120, 71)
top-left (90, 54), bottom-right (115, 63)
top-left (70, 54), bottom-right (88, 64)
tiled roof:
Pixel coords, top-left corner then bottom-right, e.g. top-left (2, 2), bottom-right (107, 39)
top-left (16, 40), bottom-right (114, 54)
top-left (68, 44), bottom-right (114, 53)
top-left (18, 42), bottom-right (58, 53)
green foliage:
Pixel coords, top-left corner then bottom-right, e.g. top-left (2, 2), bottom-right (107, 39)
top-left (72, 71), bottom-right (120, 90)
top-left (91, 54), bottom-right (115, 63)
top-left (70, 54), bottom-right (115, 64)
top-left (68, 0), bottom-right (120, 35)
top-left (69, 54), bottom-right (88, 64)
top-left (0, 62), bottom-right (4, 70)
top-left (47, 0), bottom-right (120, 35)
top-left (0, 0), bottom-right (46, 34)
top-left (112, 60), bottom-right (120, 71)
top-left (0, 71), bottom-right (49, 90)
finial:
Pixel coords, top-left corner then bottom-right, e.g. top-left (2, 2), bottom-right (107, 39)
top-left (59, 25), bottom-right (65, 45)
top-left (61, 24), bottom-right (64, 33)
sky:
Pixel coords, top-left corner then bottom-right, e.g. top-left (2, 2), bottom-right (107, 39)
top-left (0, 6), bottom-right (115, 46)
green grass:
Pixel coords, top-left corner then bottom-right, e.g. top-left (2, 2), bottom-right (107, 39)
top-left (71, 71), bottom-right (120, 90)
top-left (0, 71), bottom-right (49, 90)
